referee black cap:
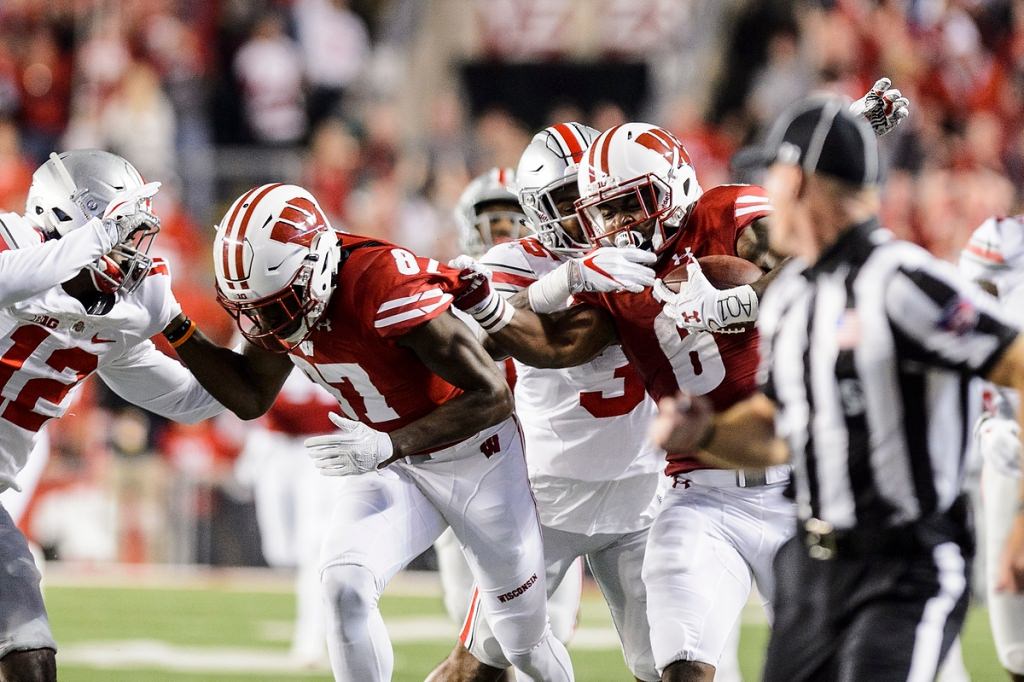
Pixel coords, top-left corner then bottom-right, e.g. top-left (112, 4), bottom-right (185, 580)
top-left (733, 95), bottom-right (880, 186)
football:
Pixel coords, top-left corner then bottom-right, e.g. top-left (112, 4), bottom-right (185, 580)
top-left (662, 254), bottom-right (763, 293)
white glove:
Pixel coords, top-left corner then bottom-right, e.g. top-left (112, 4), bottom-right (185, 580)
top-left (849, 77), bottom-right (910, 137)
top-left (95, 181), bottom-right (162, 247)
top-left (652, 257), bottom-right (758, 334)
top-left (976, 415), bottom-right (1023, 479)
top-left (570, 247), bottom-right (657, 293)
top-left (529, 247), bottom-right (656, 313)
top-left (304, 412), bottom-right (395, 477)
top-left (449, 254), bottom-right (492, 279)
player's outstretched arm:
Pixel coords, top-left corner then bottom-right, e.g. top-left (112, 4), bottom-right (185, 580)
top-left (161, 313), bottom-right (293, 419)
top-left (99, 341), bottom-right (226, 424)
top-left (491, 291), bottom-right (617, 369)
top-left (382, 310), bottom-right (514, 460)
top-left (451, 263), bottom-right (618, 369)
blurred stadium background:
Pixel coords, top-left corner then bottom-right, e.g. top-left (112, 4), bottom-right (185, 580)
top-left (0, 0), bottom-right (1016, 678)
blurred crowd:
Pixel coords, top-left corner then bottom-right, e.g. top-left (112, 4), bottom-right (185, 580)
top-left (0, 0), bottom-right (1022, 565)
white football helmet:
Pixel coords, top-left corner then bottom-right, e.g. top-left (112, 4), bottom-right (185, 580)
top-left (26, 150), bottom-right (159, 293)
top-left (516, 122), bottom-right (599, 256)
top-left (214, 183), bottom-right (341, 352)
top-left (455, 167), bottom-right (529, 257)
top-left (576, 123), bottom-right (702, 254)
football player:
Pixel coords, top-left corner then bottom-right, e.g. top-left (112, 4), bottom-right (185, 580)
top-left (160, 183), bottom-right (651, 681)
top-left (431, 124), bottom-right (664, 682)
top-left (455, 167), bottom-right (531, 258)
top-left (959, 215), bottom-right (1024, 681)
top-left (0, 150), bottom-right (224, 682)
top-left (453, 84), bottom-right (908, 682)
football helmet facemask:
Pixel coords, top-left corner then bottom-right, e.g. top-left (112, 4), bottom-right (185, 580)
top-left (575, 123), bottom-right (701, 254)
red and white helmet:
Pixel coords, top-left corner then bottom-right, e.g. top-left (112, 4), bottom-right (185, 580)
top-left (455, 167), bottom-right (528, 257)
top-left (515, 122), bottom-right (600, 256)
top-left (214, 183), bottom-right (341, 352)
top-left (576, 123), bottom-right (702, 253)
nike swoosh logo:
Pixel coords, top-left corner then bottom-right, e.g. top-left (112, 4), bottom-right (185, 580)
top-left (91, 333), bottom-right (115, 344)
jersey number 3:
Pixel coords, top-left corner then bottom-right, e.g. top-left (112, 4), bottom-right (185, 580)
top-left (578, 363), bottom-right (646, 418)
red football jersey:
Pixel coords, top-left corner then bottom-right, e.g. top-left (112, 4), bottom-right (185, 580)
top-left (577, 184), bottom-right (771, 475)
top-left (287, 234), bottom-right (463, 440)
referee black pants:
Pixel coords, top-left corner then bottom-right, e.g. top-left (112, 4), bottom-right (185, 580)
top-left (763, 535), bottom-right (971, 682)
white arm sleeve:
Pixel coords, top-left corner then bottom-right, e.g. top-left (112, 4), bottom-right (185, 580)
top-left (98, 341), bottom-right (225, 424)
top-left (0, 216), bottom-right (113, 308)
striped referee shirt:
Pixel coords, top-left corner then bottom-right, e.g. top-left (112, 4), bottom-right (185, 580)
top-left (759, 219), bottom-right (1019, 531)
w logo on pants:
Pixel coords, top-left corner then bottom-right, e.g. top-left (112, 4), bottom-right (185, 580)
top-left (479, 435), bottom-right (501, 458)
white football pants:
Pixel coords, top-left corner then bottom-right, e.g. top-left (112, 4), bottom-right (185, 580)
top-left (319, 417), bottom-right (573, 682)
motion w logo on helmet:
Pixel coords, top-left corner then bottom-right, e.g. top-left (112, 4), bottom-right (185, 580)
top-left (635, 129), bottom-right (691, 168)
top-left (269, 197), bottom-right (327, 247)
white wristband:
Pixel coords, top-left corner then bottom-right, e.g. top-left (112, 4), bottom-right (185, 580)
top-left (468, 291), bottom-right (516, 333)
top-left (527, 262), bottom-right (574, 313)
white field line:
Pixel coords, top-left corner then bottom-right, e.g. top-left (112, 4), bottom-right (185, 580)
top-left (58, 640), bottom-right (328, 675)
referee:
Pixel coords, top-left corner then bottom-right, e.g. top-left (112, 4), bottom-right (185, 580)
top-left (650, 94), bottom-right (1024, 681)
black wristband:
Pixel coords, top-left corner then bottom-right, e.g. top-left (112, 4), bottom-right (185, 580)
top-left (163, 316), bottom-right (193, 344)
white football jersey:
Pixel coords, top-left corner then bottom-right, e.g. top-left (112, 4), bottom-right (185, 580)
top-left (0, 213), bottom-right (223, 490)
top-left (482, 237), bottom-right (664, 534)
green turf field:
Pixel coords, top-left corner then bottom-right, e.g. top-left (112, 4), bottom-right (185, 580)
top-left (43, 568), bottom-right (1003, 681)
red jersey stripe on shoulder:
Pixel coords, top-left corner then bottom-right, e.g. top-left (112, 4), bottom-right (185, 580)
top-left (735, 205), bottom-right (772, 219)
top-left (735, 192), bottom-right (768, 204)
top-left (374, 293), bottom-right (453, 329)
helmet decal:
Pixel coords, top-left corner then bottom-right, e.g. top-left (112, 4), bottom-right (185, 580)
top-left (635, 129), bottom-right (691, 168)
top-left (270, 196), bottom-right (327, 247)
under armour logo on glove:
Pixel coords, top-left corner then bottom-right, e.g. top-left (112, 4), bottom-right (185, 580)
top-left (850, 77), bottom-right (910, 137)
